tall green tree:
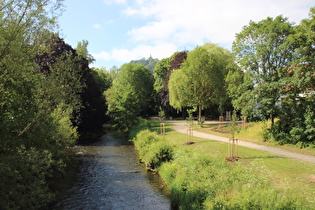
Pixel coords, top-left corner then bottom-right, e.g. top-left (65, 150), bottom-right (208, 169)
top-left (153, 51), bottom-right (187, 117)
top-left (36, 36), bottom-right (107, 137)
top-left (266, 7), bottom-right (315, 146)
top-left (169, 44), bottom-right (231, 122)
top-left (0, 1), bottom-right (70, 209)
top-left (232, 15), bottom-right (295, 124)
top-left (105, 63), bottom-right (154, 130)
top-left (76, 40), bottom-right (96, 64)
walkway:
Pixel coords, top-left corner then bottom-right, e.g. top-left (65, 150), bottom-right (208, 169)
top-left (166, 120), bottom-right (315, 164)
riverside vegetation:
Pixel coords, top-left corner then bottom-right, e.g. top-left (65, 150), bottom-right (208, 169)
top-left (131, 119), bottom-right (315, 209)
top-left (3, 1), bottom-right (315, 209)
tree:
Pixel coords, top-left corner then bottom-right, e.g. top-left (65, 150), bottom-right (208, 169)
top-left (226, 70), bottom-right (256, 118)
top-left (91, 67), bottom-right (113, 92)
top-left (153, 51), bottom-right (187, 117)
top-left (169, 44), bottom-right (231, 122)
top-left (105, 63), bottom-right (154, 130)
top-left (76, 40), bottom-right (96, 64)
top-left (36, 35), bottom-right (107, 137)
top-left (232, 16), bottom-right (295, 124)
top-left (266, 7), bottom-right (315, 146)
top-left (0, 1), bottom-right (71, 209)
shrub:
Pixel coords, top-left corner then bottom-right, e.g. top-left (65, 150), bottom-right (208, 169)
top-left (132, 130), bottom-right (173, 168)
top-left (0, 146), bottom-right (57, 209)
top-left (128, 118), bottom-right (149, 139)
top-left (142, 141), bottom-right (174, 168)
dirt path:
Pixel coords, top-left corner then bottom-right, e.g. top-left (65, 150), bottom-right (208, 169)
top-left (166, 120), bottom-right (315, 164)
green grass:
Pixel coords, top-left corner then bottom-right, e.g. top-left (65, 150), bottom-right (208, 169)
top-left (195, 120), bottom-right (315, 156)
top-left (144, 119), bottom-right (315, 208)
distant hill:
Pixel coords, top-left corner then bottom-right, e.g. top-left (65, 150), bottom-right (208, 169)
top-left (130, 56), bottom-right (159, 74)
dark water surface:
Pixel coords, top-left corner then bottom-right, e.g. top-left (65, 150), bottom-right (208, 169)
top-left (54, 133), bottom-right (171, 210)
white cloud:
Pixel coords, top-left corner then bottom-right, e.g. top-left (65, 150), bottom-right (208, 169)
top-left (124, 0), bottom-right (313, 46)
top-left (92, 42), bottom-right (177, 63)
top-left (96, 0), bottom-right (313, 67)
top-left (92, 23), bottom-right (103, 30)
top-left (103, 0), bottom-right (127, 5)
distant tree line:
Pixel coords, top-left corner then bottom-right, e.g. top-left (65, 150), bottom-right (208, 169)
top-left (130, 56), bottom-right (159, 73)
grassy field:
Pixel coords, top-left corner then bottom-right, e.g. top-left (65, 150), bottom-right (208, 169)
top-left (146, 120), bottom-right (315, 208)
top-left (194, 120), bottom-right (315, 156)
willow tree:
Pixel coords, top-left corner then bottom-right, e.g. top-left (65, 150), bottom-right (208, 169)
top-left (169, 44), bottom-right (232, 122)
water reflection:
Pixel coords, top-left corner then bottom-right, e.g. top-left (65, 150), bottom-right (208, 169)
top-left (54, 133), bottom-right (171, 210)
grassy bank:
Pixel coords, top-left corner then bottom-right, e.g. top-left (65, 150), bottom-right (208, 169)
top-left (132, 120), bottom-right (315, 209)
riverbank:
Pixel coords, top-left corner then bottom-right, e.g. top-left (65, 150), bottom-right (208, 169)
top-left (132, 119), bottom-right (315, 209)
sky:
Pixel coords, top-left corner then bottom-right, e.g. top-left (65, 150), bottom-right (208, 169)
top-left (58, 0), bottom-right (314, 69)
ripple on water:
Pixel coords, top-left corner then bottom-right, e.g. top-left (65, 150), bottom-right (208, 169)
top-left (54, 133), bottom-right (171, 210)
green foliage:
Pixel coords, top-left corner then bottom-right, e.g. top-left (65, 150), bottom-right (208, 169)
top-left (226, 70), bottom-right (256, 118)
top-left (153, 51), bottom-right (187, 118)
top-left (0, 1), bottom-right (107, 208)
top-left (264, 97), bottom-right (315, 146)
top-left (105, 63), bottom-right (154, 130)
top-left (0, 146), bottom-right (59, 209)
top-left (130, 56), bottom-right (159, 73)
top-left (169, 44), bottom-right (233, 122)
top-left (91, 67), bottom-right (113, 92)
top-left (76, 40), bottom-right (95, 64)
top-left (128, 117), bottom-right (150, 139)
top-left (229, 112), bottom-right (240, 138)
top-left (132, 130), bottom-right (174, 169)
top-left (232, 15), bottom-right (295, 124)
top-left (153, 57), bottom-right (171, 92)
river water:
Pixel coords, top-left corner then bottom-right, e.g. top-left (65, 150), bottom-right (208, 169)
top-left (54, 133), bottom-right (171, 210)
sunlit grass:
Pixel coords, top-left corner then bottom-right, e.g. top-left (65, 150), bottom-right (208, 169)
top-left (194, 120), bottom-right (315, 156)
top-left (146, 119), bottom-right (315, 206)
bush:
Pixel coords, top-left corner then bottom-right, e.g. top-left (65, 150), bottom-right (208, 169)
top-left (142, 141), bottom-right (174, 168)
top-left (128, 118), bottom-right (149, 139)
top-left (132, 130), bottom-right (174, 169)
top-left (0, 146), bottom-right (58, 209)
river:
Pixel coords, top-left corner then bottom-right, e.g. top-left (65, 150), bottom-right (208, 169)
top-left (54, 133), bottom-right (171, 210)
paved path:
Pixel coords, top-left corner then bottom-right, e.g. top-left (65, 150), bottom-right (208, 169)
top-left (166, 120), bottom-right (315, 164)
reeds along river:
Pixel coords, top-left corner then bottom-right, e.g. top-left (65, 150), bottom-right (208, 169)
top-left (54, 133), bottom-right (171, 210)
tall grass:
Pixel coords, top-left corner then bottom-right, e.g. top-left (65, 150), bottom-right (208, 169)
top-left (159, 149), bottom-right (310, 209)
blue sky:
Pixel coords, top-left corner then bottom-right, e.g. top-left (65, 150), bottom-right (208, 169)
top-left (58, 0), bottom-right (314, 69)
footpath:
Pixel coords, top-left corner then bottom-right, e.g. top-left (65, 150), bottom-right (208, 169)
top-left (165, 120), bottom-right (315, 164)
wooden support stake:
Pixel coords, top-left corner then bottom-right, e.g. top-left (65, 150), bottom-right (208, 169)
top-left (160, 123), bottom-right (165, 135)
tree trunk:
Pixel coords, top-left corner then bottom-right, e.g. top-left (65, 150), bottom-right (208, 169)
top-left (198, 104), bottom-right (202, 122)
top-left (270, 113), bottom-right (274, 126)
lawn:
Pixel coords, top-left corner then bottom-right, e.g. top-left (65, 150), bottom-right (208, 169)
top-left (147, 119), bottom-right (315, 206)
top-left (194, 120), bottom-right (315, 156)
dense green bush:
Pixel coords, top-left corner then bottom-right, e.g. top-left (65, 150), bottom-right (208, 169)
top-left (264, 98), bottom-right (315, 148)
top-left (132, 130), bottom-right (174, 169)
top-left (128, 118), bottom-right (150, 139)
top-left (0, 146), bottom-right (58, 209)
